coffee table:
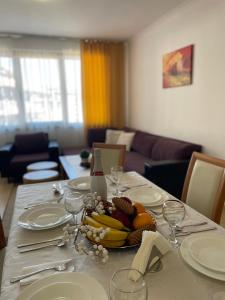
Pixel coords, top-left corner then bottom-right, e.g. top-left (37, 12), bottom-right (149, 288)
top-left (59, 155), bottom-right (90, 179)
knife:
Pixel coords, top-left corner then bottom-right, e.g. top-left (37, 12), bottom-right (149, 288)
top-left (121, 184), bottom-right (151, 191)
top-left (176, 226), bottom-right (217, 237)
top-left (19, 240), bottom-right (64, 253)
top-left (17, 236), bottom-right (63, 248)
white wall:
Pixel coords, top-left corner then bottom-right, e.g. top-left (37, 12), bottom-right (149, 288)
top-left (128, 0), bottom-right (225, 159)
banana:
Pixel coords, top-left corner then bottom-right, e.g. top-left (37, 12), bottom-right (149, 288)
top-left (98, 240), bottom-right (126, 248)
top-left (83, 219), bottom-right (128, 241)
top-left (104, 229), bottom-right (128, 241)
top-left (88, 236), bottom-right (126, 248)
top-left (83, 215), bottom-right (128, 248)
top-left (83, 216), bottom-right (108, 229)
top-left (91, 212), bottom-right (124, 230)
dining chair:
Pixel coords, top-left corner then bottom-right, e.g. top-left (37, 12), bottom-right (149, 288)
top-left (0, 216), bottom-right (6, 249)
top-left (181, 151), bottom-right (225, 224)
top-left (91, 143), bottom-right (126, 175)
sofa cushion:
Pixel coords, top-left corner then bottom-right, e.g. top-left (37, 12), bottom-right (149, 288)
top-left (132, 131), bottom-right (158, 157)
top-left (9, 152), bottom-right (50, 178)
top-left (10, 152), bottom-right (50, 165)
top-left (117, 131), bottom-right (135, 151)
top-left (124, 151), bottom-right (148, 175)
top-left (15, 132), bottom-right (48, 154)
top-left (151, 137), bottom-right (201, 160)
top-left (105, 129), bottom-right (122, 144)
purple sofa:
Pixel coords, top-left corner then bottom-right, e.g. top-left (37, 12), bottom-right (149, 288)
top-left (124, 129), bottom-right (202, 174)
top-left (62, 127), bottom-right (202, 198)
top-left (80, 127), bottom-right (201, 172)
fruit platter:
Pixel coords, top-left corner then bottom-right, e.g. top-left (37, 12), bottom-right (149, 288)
top-left (81, 196), bottom-right (156, 248)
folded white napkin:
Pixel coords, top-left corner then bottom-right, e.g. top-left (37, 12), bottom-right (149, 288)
top-left (130, 231), bottom-right (171, 281)
top-left (19, 258), bottom-right (74, 287)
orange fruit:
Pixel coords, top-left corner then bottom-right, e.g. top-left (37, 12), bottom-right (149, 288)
top-left (132, 212), bottom-right (155, 230)
top-left (133, 202), bottom-right (146, 214)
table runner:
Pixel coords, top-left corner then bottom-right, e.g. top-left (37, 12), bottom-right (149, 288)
top-left (1, 172), bottom-right (225, 299)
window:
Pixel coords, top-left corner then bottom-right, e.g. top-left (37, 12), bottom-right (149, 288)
top-left (65, 58), bottom-right (83, 123)
top-left (0, 56), bottom-right (19, 127)
top-left (20, 57), bottom-right (62, 123)
top-left (0, 51), bottom-right (82, 128)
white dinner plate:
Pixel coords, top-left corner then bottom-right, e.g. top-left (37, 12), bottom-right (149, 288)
top-left (189, 234), bottom-right (225, 273)
top-left (67, 176), bottom-right (91, 191)
top-left (18, 203), bottom-right (72, 230)
top-left (180, 233), bottom-right (225, 281)
top-left (16, 272), bottom-right (108, 300)
top-left (124, 186), bottom-right (166, 207)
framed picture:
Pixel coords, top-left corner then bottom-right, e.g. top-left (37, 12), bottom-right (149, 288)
top-left (163, 44), bottom-right (193, 88)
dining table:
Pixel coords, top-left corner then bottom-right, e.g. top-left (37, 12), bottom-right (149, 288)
top-left (1, 171), bottom-right (225, 300)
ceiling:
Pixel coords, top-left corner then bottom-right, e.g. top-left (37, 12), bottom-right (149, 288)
top-left (0, 0), bottom-right (189, 40)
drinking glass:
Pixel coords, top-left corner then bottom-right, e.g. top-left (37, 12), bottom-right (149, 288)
top-left (111, 166), bottom-right (123, 196)
top-left (110, 268), bottom-right (148, 300)
top-left (162, 199), bottom-right (185, 247)
top-left (64, 191), bottom-right (84, 226)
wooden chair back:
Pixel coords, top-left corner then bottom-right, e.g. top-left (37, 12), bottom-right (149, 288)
top-left (91, 143), bottom-right (126, 175)
top-left (182, 152), bottom-right (225, 224)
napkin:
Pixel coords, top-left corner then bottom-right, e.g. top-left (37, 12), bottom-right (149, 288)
top-left (19, 258), bottom-right (74, 286)
top-left (130, 231), bottom-right (171, 281)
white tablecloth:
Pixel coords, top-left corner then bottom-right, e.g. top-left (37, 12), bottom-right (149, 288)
top-left (1, 172), bottom-right (225, 299)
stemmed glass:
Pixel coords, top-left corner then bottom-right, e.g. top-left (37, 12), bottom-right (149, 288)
top-left (162, 199), bottom-right (185, 247)
top-left (64, 191), bottom-right (84, 227)
top-left (110, 268), bottom-right (148, 300)
top-left (111, 166), bottom-right (123, 196)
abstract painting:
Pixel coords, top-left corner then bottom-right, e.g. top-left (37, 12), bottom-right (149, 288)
top-left (163, 45), bottom-right (193, 88)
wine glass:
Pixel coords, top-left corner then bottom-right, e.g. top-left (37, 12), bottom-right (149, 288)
top-left (162, 199), bottom-right (185, 247)
top-left (110, 268), bottom-right (148, 300)
top-left (64, 191), bottom-right (84, 227)
top-left (111, 166), bottom-right (123, 196)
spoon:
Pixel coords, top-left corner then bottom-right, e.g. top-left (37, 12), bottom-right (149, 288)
top-left (19, 240), bottom-right (65, 253)
top-left (10, 261), bottom-right (70, 283)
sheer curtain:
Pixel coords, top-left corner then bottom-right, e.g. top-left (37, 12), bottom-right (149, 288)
top-left (0, 36), bottom-right (84, 148)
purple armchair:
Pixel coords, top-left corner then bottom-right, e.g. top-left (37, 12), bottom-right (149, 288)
top-left (0, 132), bottom-right (59, 182)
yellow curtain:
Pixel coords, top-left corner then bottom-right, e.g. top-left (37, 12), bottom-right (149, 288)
top-left (81, 40), bottom-right (125, 129)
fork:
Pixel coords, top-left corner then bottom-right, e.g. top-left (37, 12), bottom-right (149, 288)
top-left (176, 226), bottom-right (217, 236)
top-left (10, 261), bottom-right (70, 283)
top-left (175, 221), bottom-right (208, 231)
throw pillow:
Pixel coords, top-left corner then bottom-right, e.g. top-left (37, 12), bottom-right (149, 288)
top-left (105, 129), bottom-right (122, 144)
top-left (117, 131), bottom-right (135, 151)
